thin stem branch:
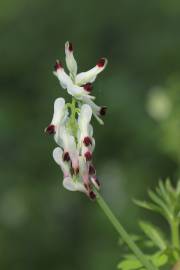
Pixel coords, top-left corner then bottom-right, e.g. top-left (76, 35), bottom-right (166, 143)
top-left (95, 192), bottom-right (159, 270)
top-left (171, 220), bottom-right (180, 249)
top-left (170, 219), bottom-right (180, 261)
top-left (69, 98), bottom-right (78, 139)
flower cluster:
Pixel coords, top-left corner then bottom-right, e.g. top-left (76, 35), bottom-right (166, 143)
top-left (45, 41), bottom-right (108, 199)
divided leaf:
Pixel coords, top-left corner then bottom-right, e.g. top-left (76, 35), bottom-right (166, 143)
top-left (118, 253), bottom-right (168, 270)
top-left (139, 221), bottom-right (167, 250)
top-left (117, 257), bottom-right (142, 270)
top-left (133, 199), bottom-right (161, 213)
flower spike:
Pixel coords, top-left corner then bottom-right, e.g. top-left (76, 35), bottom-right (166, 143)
top-left (46, 41), bottom-right (108, 199)
top-left (53, 43), bottom-right (107, 124)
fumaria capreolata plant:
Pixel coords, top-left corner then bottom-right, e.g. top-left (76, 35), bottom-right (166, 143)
top-left (45, 42), bottom-right (180, 270)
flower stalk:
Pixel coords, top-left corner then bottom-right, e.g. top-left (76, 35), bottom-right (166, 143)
top-left (95, 191), bottom-right (159, 270)
top-left (171, 220), bottom-right (180, 249)
top-left (170, 219), bottom-right (180, 261)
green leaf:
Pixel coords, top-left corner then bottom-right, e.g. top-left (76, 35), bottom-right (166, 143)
top-left (148, 190), bottom-right (172, 220)
top-left (165, 179), bottom-right (174, 197)
top-left (176, 180), bottom-right (180, 196)
top-left (143, 239), bottom-right (155, 248)
top-left (118, 235), bottom-right (142, 247)
top-left (117, 257), bottom-right (142, 270)
top-left (133, 199), bottom-right (161, 212)
top-left (118, 253), bottom-right (168, 270)
top-left (157, 180), bottom-right (171, 206)
top-left (117, 252), bottom-right (168, 270)
top-left (151, 252), bottom-right (168, 267)
top-left (139, 221), bottom-right (167, 250)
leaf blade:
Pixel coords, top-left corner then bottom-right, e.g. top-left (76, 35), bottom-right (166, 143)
top-left (139, 221), bottom-right (167, 250)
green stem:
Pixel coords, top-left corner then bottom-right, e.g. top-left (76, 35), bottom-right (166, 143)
top-left (170, 219), bottom-right (180, 260)
top-left (95, 192), bottom-right (159, 270)
top-left (171, 220), bottom-right (179, 249)
top-left (71, 97), bottom-right (76, 114)
top-left (69, 98), bottom-right (78, 139)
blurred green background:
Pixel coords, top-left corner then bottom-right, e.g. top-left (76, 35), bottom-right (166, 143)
top-left (1, 0), bottom-right (180, 269)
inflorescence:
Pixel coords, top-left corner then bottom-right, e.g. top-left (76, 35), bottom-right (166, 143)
top-left (45, 41), bottom-right (108, 199)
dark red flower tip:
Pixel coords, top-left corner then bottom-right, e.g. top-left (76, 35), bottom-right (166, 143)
top-left (83, 136), bottom-right (92, 146)
top-left (44, 124), bottom-right (55, 134)
top-left (54, 60), bottom-right (63, 71)
top-left (89, 191), bottom-right (96, 200)
top-left (84, 151), bottom-right (92, 161)
top-left (83, 83), bottom-right (93, 92)
top-left (97, 58), bottom-right (106, 67)
top-left (89, 164), bottom-right (96, 175)
top-left (95, 178), bottom-right (100, 187)
top-left (63, 152), bottom-right (70, 162)
top-left (100, 106), bottom-right (107, 116)
top-left (68, 42), bottom-right (73, 52)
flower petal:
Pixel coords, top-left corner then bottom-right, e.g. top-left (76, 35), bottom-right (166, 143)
top-left (81, 97), bottom-right (107, 125)
top-left (78, 104), bottom-right (92, 132)
top-left (79, 156), bottom-right (90, 187)
top-left (52, 147), bottom-right (70, 178)
top-left (78, 104), bottom-right (93, 153)
top-left (45, 98), bottom-right (67, 134)
top-left (63, 177), bottom-right (87, 193)
top-left (63, 177), bottom-right (78, 191)
top-left (66, 83), bottom-right (95, 100)
top-left (52, 98), bottom-right (66, 124)
top-left (65, 41), bottom-right (78, 77)
top-left (90, 175), bottom-right (100, 190)
top-left (68, 135), bottom-right (79, 173)
top-left (53, 60), bottom-right (72, 89)
top-left (75, 58), bottom-right (108, 86)
top-left (57, 126), bottom-right (79, 173)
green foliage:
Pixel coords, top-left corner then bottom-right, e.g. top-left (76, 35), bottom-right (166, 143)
top-left (134, 179), bottom-right (180, 224)
top-left (139, 222), bottom-right (166, 251)
top-left (118, 253), bottom-right (168, 270)
top-left (118, 180), bottom-right (180, 270)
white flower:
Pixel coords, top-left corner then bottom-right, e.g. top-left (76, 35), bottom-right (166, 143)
top-left (53, 147), bottom-right (86, 193)
top-left (45, 98), bottom-right (67, 134)
top-left (53, 41), bottom-right (108, 123)
top-left (64, 41), bottom-right (107, 86)
top-left (53, 147), bottom-right (70, 178)
top-left (63, 177), bottom-right (87, 193)
top-left (75, 57), bottom-right (107, 86)
top-left (56, 125), bottom-right (79, 174)
top-left (81, 96), bottom-right (107, 125)
top-left (65, 41), bottom-right (77, 79)
top-left (78, 104), bottom-right (96, 161)
top-left (54, 60), bottom-right (94, 100)
top-left (78, 104), bottom-right (93, 145)
top-left (78, 156), bottom-right (96, 199)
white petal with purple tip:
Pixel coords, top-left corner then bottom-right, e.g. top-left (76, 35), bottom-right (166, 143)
top-left (65, 41), bottom-right (78, 77)
top-left (75, 58), bottom-right (108, 86)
